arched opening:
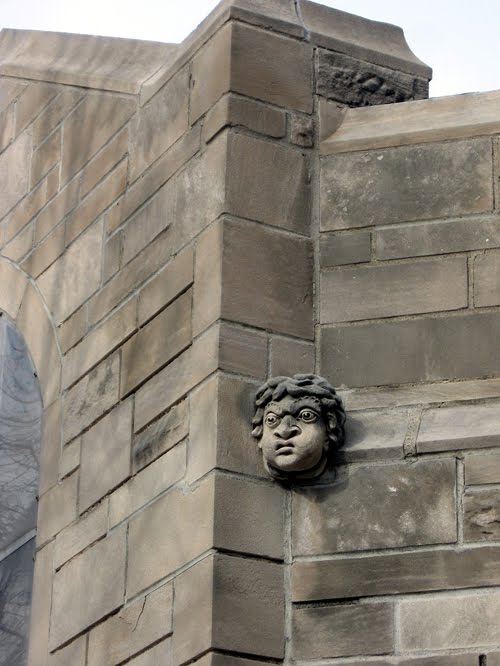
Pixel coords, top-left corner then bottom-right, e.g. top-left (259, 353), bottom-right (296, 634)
top-left (0, 314), bottom-right (42, 665)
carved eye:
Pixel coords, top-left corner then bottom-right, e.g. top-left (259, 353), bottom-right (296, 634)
top-left (265, 413), bottom-right (279, 427)
top-left (299, 409), bottom-right (319, 423)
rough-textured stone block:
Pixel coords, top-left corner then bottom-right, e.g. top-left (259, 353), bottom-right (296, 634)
top-left (338, 409), bottom-right (407, 462)
top-left (289, 114), bottom-right (314, 147)
top-left (321, 256), bottom-right (467, 323)
top-left (130, 66), bottom-right (189, 179)
top-left (35, 178), bottom-right (79, 243)
top-left (321, 138), bottom-right (493, 230)
top-left (376, 215), bottom-right (500, 260)
top-left (79, 399), bottom-right (132, 512)
top-left (400, 590), bottom-right (500, 650)
top-left (54, 499), bottom-right (108, 569)
top-left (320, 231), bottom-right (371, 267)
top-left (87, 583), bottom-right (172, 666)
top-left (292, 459), bottom-right (456, 555)
top-left (16, 84), bottom-right (57, 134)
top-left (31, 128), bottom-right (60, 185)
top-left (61, 94), bottom-right (134, 183)
top-left (218, 321), bottom-right (268, 379)
top-left (202, 93), bottom-right (286, 143)
top-left (109, 442), bottom-right (185, 527)
top-left (133, 399), bottom-right (188, 472)
top-left (292, 602), bottom-right (394, 659)
top-left (27, 541), bottom-right (54, 666)
top-left (50, 526), bottom-right (126, 650)
top-left (39, 398), bottom-right (62, 495)
top-left (120, 290), bottom-right (192, 396)
top-left (37, 472), bottom-right (78, 545)
top-left (37, 220), bottom-right (103, 325)
top-left (63, 352), bottom-right (120, 443)
top-left (270, 336), bottom-right (314, 377)
top-left (464, 490), bottom-right (500, 542)
top-left (63, 297), bottom-right (137, 389)
top-left (58, 304), bottom-right (87, 354)
top-left (474, 248), bottom-right (500, 307)
top-left (23, 222), bottom-right (65, 278)
top-left (417, 401), bottom-right (500, 453)
top-left (292, 545), bottom-right (500, 601)
top-left (0, 133), bottom-right (31, 219)
top-left (81, 126), bottom-right (128, 197)
top-left (31, 90), bottom-right (83, 146)
top-left (465, 451), bottom-right (500, 485)
top-left (191, 22), bottom-right (312, 121)
top-left (321, 311), bottom-right (500, 387)
top-left (48, 635), bottom-right (86, 666)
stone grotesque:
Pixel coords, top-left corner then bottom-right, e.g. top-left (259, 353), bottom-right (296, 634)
top-left (252, 374), bottom-right (345, 482)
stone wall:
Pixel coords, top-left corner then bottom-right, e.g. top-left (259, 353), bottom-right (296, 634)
top-left (0, 1), bottom-right (498, 664)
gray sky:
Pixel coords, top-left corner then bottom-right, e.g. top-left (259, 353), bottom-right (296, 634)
top-left (1, 0), bottom-right (500, 98)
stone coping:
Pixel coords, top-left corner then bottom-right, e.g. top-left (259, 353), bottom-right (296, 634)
top-left (0, 0), bottom-right (430, 104)
top-left (321, 88), bottom-right (500, 155)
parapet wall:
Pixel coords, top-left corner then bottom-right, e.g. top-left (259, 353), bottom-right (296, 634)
top-left (0, 1), bottom-right (499, 664)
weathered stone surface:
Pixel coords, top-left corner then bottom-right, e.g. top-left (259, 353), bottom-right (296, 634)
top-left (50, 526), bottom-right (126, 650)
top-left (130, 66), bottom-right (189, 179)
top-left (0, 259), bottom-right (27, 318)
top-left (464, 490), bottom-right (500, 542)
top-left (321, 311), bottom-right (500, 387)
top-left (59, 437), bottom-right (80, 479)
top-left (417, 401), bottom-right (500, 453)
top-left (35, 177), bottom-right (79, 243)
top-left (376, 215), bottom-right (500, 260)
top-left (0, 104), bottom-right (14, 152)
top-left (226, 133), bottom-right (310, 234)
top-left (48, 635), bottom-right (86, 666)
top-left (400, 590), bottom-right (500, 650)
top-left (292, 459), bottom-right (456, 555)
top-left (109, 442), bottom-right (185, 527)
top-left (320, 231), bottom-right (371, 267)
top-left (338, 409), bottom-right (407, 462)
top-left (81, 126), bottom-right (128, 197)
top-left (58, 304), bottom-right (87, 354)
top-left (37, 472), bottom-right (78, 545)
top-left (133, 399), bottom-right (188, 472)
top-left (289, 114), bottom-right (314, 147)
top-left (202, 93), bottom-right (286, 144)
top-left (465, 451), bottom-right (500, 485)
top-left (191, 22), bottom-right (312, 121)
top-left (37, 220), bottom-right (103, 325)
top-left (321, 138), bottom-right (493, 231)
top-left (31, 128), bottom-right (60, 185)
top-left (193, 221), bottom-right (222, 336)
top-left (270, 336), bottom-right (314, 377)
top-left (195, 656), bottom-right (270, 666)
top-left (79, 399), bottom-right (132, 512)
top-left (120, 290), bottom-right (192, 396)
top-left (474, 249), bottom-right (500, 307)
top-left (0, 133), bottom-right (31, 219)
top-left (39, 399), bottom-right (62, 495)
top-left (221, 219), bottom-right (313, 338)
top-left (218, 321), bottom-right (268, 379)
top-left (27, 541), bottom-right (54, 666)
top-left (54, 499), bottom-right (108, 569)
top-left (127, 639), bottom-right (172, 666)
top-left (321, 256), bottom-right (467, 323)
top-left (16, 84), bottom-right (57, 134)
top-left (0, 79), bottom-right (26, 111)
top-left (292, 545), bottom-right (500, 601)
top-left (324, 656), bottom-right (477, 666)
top-left (63, 352), bottom-right (120, 443)
top-left (61, 94), bottom-right (134, 183)
top-left (31, 90), bottom-right (83, 146)
top-left (102, 230), bottom-right (121, 282)
top-left (2, 220), bottom-right (33, 261)
top-left (316, 49), bottom-right (428, 107)
top-left (87, 583), bottom-right (173, 666)
top-left (23, 222), bottom-right (65, 278)
top-left (292, 602), bottom-right (394, 660)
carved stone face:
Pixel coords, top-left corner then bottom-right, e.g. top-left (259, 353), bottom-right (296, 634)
top-left (259, 395), bottom-right (328, 478)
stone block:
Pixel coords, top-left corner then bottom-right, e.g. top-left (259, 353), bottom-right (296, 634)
top-left (129, 65), bottom-right (189, 179)
top-left (79, 399), bottom-right (132, 512)
top-left (220, 219), bottom-right (313, 338)
top-left (2, 220), bottom-right (33, 262)
top-left (27, 541), bottom-right (54, 666)
top-left (63, 297), bottom-right (137, 389)
top-left (127, 479), bottom-right (214, 596)
top-left (465, 451), bottom-right (500, 485)
top-left (0, 104), bottom-right (14, 151)
top-left (31, 90), bottom-right (83, 146)
top-left (193, 221), bottom-right (222, 336)
top-left (138, 245), bottom-right (193, 325)
top-left (54, 499), bottom-right (108, 569)
top-left (87, 583), bottom-right (173, 666)
top-left (376, 215), bottom-right (500, 260)
top-left (289, 114), bottom-right (314, 147)
top-left (61, 94), bottom-right (134, 183)
top-left (35, 177), bottom-right (79, 243)
top-left (292, 602), bottom-right (394, 660)
top-left (324, 657), bottom-right (477, 666)
top-left (464, 490), bottom-right (500, 542)
top-left (321, 256), bottom-right (467, 323)
top-left (102, 230), bottom-right (121, 282)
top-left (0, 260), bottom-right (27, 318)
top-left (320, 138), bottom-right (493, 231)
top-left (16, 84), bottom-right (57, 134)
top-left (127, 639), bottom-right (171, 666)
top-left (292, 545), bottom-right (500, 601)
top-left (31, 127), bottom-right (60, 186)
top-left (292, 459), bottom-right (456, 555)
top-left (320, 231), bottom-right (371, 267)
top-left (37, 220), bottom-right (103, 325)
top-left (23, 222), bottom-right (65, 278)
top-left (0, 79), bottom-right (26, 111)
top-left (195, 656), bottom-right (270, 666)
top-left (0, 133), bottom-right (31, 219)
top-left (218, 321), bottom-right (268, 379)
top-left (120, 290), bottom-right (192, 396)
top-left (191, 22), bottom-right (312, 121)
top-left (50, 526), bottom-right (126, 650)
top-left (474, 249), bottom-right (500, 307)
top-left (417, 401), bottom-right (500, 453)
top-left (59, 437), bottom-right (80, 479)
top-left (39, 398), bottom-right (62, 495)
top-left (37, 472), bottom-right (78, 545)
top-left (202, 93), bottom-right (286, 144)
top-left (400, 590), bottom-right (500, 651)
top-left (338, 409), bottom-right (407, 463)
top-left (133, 399), bottom-right (188, 472)
top-left (81, 126), bottom-right (128, 197)
top-left (48, 636), bottom-right (86, 666)
top-left (270, 336), bottom-right (314, 377)
top-left (63, 352), bottom-right (120, 443)
top-left (225, 133), bottom-right (311, 234)
top-left (321, 311), bottom-right (500, 387)
top-left (109, 442), bottom-right (186, 527)
top-left (58, 305), bottom-right (87, 354)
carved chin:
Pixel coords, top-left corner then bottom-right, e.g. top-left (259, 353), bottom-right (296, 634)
top-left (263, 453), bottom-right (328, 482)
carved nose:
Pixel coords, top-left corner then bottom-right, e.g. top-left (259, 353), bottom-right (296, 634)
top-left (275, 415), bottom-right (300, 439)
